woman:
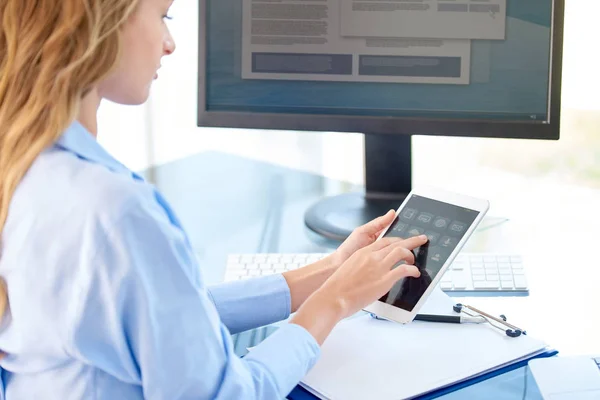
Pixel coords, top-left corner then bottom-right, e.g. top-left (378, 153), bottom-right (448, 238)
top-left (0, 0), bottom-right (426, 398)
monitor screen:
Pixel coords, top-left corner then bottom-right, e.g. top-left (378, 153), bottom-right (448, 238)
top-left (203, 0), bottom-right (555, 123)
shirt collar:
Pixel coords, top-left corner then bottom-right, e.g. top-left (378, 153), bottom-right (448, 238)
top-left (54, 120), bottom-right (132, 176)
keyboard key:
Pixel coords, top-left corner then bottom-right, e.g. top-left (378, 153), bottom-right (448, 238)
top-left (454, 255), bottom-right (467, 263)
top-left (440, 282), bottom-right (453, 290)
top-left (254, 255), bottom-right (267, 263)
top-left (497, 256), bottom-right (510, 263)
top-left (510, 256), bottom-right (522, 263)
top-left (498, 262), bottom-right (511, 271)
top-left (266, 256), bottom-right (280, 263)
top-left (246, 263), bottom-right (259, 270)
top-left (287, 263), bottom-right (300, 271)
top-left (228, 255), bottom-right (241, 263)
top-left (484, 256), bottom-right (496, 263)
top-left (241, 255), bottom-right (254, 263)
top-left (452, 262), bottom-right (466, 271)
top-left (453, 279), bottom-right (467, 289)
top-left (486, 274), bottom-right (499, 281)
top-left (275, 269), bottom-right (286, 274)
top-left (500, 280), bottom-right (514, 289)
top-left (227, 263), bottom-right (245, 270)
top-left (471, 256), bottom-right (484, 263)
top-left (484, 263), bottom-right (497, 270)
top-left (514, 276), bottom-right (528, 289)
top-left (474, 281), bottom-right (499, 289)
top-left (259, 263), bottom-right (272, 270)
top-left (249, 270), bottom-right (261, 276)
top-left (472, 274), bottom-right (486, 282)
top-left (512, 263), bottom-right (524, 270)
top-left (281, 255), bottom-right (295, 263)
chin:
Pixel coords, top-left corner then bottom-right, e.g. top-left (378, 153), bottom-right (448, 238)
top-left (127, 94), bottom-right (150, 106)
top-left (104, 86), bottom-right (151, 106)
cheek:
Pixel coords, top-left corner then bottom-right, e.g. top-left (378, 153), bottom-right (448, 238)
top-left (97, 43), bottom-right (157, 104)
top-left (96, 17), bottom-right (165, 105)
top-left (98, 60), bottom-right (152, 105)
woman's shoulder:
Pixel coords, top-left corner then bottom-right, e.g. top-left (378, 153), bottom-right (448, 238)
top-left (20, 146), bottom-right (155, 222)
top-left (2, 146), bottom-right (165, 276)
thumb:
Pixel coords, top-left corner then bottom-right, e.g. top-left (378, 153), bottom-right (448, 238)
top-left (386, 264), bottom-right (421, 285)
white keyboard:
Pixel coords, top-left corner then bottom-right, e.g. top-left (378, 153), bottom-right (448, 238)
top-left (224, 252), bottom-right (529, 296)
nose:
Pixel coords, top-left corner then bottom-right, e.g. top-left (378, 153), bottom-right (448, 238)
top-left (164, 31), bottom-right (176, 55)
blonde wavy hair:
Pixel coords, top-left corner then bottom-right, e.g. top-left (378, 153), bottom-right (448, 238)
top-left (0, 0), bottom-right (140, 341)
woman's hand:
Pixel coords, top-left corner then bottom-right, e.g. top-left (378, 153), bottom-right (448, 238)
top-left (330, 210), bottom-right (397, 268)
top-left (317, 234), bottom-right (427, 319)
top-left (291, 234), bottom-right (428, 344)
top-left (282, 210), bottom-right (406, 313)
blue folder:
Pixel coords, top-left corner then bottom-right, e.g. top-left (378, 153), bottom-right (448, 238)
top-left (287, 349), bottom-right (558, 400)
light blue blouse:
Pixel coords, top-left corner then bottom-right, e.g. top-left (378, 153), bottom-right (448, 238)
top-left (0, 121), bottom-right (320, 399)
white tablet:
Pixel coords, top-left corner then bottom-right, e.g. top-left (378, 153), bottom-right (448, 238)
top-left (363, 186), bottom-right (489, 324)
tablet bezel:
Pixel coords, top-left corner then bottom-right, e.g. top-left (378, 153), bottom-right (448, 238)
top-left (363, 186), bottom-right (490, 324)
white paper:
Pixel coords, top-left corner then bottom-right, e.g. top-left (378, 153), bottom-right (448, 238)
top-left (415, 286), bottom-right (456, 315)
top-left (302, 293), bottom-right (547, 400)
top-left (341, 0), bottom-right (507, 40)
top-left (242, 0), bottom-right (471, 84)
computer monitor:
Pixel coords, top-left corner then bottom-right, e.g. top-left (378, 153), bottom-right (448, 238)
top-left (197, 0), bottom-right (564, 241)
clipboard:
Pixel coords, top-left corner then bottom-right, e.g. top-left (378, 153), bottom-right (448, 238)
top-left (288, 288), bottom-right (553, 400)
top-left (288, 348), bottom-right (558, 400)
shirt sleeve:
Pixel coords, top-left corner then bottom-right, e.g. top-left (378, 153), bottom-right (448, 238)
top-left (207, 274), bottom-right (292, 335)
top-left (64, 194), bottom-right (320, 399)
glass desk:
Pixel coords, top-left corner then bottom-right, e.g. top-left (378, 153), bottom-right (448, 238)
top-left (143, 151), bottom-right (599, 399)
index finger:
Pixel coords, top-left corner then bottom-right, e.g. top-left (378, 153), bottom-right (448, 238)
top-left (367, 236), bottom-right (404, 252)
top-left (399, 235), bottom-right (429, 250)
top-left (360, 209), bottom-right (396, 234)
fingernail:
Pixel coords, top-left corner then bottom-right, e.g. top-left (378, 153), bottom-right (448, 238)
top-left (420, 235), bottom-right (428, 240)
top-left (407, 265), bottom-right (421, 277)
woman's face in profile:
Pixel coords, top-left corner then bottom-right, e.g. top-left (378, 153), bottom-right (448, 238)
top-left (99, 0), bottom-right (176, 105)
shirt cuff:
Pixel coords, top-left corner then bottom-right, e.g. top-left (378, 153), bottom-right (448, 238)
top-left (244, 323), bottom-right (321, 397)
top-left (208, 274), bottom-right (291, 334)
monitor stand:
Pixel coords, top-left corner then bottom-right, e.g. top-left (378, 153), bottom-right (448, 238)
top-left (304, 134), bottom-right (412, 241)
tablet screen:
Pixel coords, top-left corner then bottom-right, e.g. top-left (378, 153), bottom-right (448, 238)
top-left (379, 194), bottom-right (480, 312)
